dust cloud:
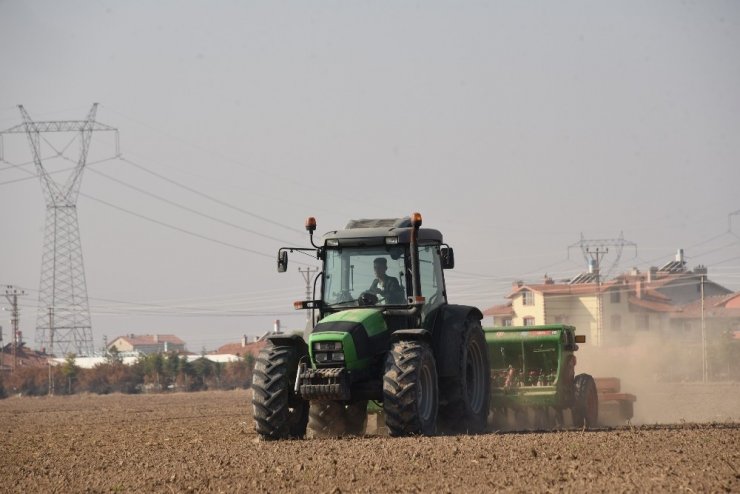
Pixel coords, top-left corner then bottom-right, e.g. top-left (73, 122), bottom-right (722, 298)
top-left (577, 331), bottom-right (739, 424)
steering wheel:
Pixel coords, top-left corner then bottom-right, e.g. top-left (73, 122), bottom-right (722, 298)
top-left (358, 291), bottom-right (379, 306)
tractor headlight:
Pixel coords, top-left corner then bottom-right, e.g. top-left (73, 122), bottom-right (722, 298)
top-left (314, 341), bottom-right (343, 352)
top-left (313, 341), bottom-right (345, 364)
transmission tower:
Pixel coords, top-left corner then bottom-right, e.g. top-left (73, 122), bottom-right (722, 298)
top-left (0, 104), bottom-right (119, 356)
top-left (567, 232), bottom-right (638, 280)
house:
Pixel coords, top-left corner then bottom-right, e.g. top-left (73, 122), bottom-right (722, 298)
top-left (1, 342), bottom-right (50, 371)
top-left (215, 335), bottom-right (267, 359)
top-left (670, 292), bottom-right (740, 333)
top-left (482, 250), bottom-right (734, 347)
top-left (107, 334), bottom-right (186, 355)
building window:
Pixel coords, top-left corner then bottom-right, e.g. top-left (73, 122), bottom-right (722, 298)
top-left (503, 318), bottom-right (513, 327)
top-left (522, 290), bottom-right (534, 306)
top-left (636, 314), bottom-right (649, 331)
top-left (523, 317), bottom-right (535, 326)
top-left (610, 290), bottom-right (621, 304)
top-left (610, 314), bottom-right (622, 331)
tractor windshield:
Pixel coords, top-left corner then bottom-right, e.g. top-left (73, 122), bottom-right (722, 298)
top-left (323, 246), bottom-right (407, 307)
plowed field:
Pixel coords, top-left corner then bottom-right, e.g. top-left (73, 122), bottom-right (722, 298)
top-left (2, 389), bottom-right (738, 493)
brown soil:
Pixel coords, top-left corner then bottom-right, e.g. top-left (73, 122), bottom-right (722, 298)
top-left (2, 390), bottom-right (738, 493)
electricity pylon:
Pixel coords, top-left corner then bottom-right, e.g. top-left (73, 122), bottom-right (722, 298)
top-left (0, 104), bottom-right (118, 356)
top-left (567, 232), bottom-right (638, 280)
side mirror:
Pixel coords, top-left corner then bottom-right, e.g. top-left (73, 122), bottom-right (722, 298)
top-left (277, 251), bottom-right (288, 273)
top-left (441, 247), bottom-right (455, 269)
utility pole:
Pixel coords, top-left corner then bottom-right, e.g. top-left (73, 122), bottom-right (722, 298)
top-left (567, 234), bottom-right (638, 347)
top-left (298, 267), bottom-right (319, 322)
top-left (586, 248), bottom-right (607, 347)
top-left (0, 105), bottom-right (119, 357)
top-left (0, 324), bottom-right (4, 371)
top-left (48, 306), bottom-right (55, 395)
top-left (5, 286), bottom-right (25, 372)
top-left (701, 275), bottom-right (707, 383)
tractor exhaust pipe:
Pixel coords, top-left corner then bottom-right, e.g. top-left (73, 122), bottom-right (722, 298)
top-left (409, 212), bottom-right (423, 304)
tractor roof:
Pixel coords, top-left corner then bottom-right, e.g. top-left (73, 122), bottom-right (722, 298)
top-left (321, 216), bottom-right (443, 246)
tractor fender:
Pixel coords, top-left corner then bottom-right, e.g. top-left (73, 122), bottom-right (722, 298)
top-left (432, 304), bottom-right (483, 378)
top-left (390, 328), bottom-right (431, 343)
top-left (266, 333), bottom-right (309, 355)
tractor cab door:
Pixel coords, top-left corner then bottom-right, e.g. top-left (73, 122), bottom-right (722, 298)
top-left (418, 244), bottom-right (447, 329)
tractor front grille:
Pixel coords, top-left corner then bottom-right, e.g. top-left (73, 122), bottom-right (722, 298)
top-left (299, 367), bottom-right (351, 401)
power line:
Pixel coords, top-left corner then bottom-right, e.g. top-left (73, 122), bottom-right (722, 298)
top-left (2, 282), bottom-right (314, 317)
top-left (1, 154), bottom-right (311, 264)
top-left (101, 104), bottom-right (381, 210)
top-left (0, 157), bottom-right (116, 186)
top-left (79, 191), bottom-right (275, 259)
top-left (86, 165), bottom-right (294, 245)
top-left (118, 156), bottom-right (303, 235)
top-left (0, 158), bottom-right (36, 172)
top-left (79, 191), bottom-right (313, 265)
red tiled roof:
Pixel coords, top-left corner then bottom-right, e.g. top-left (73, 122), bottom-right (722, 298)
top-left (718, 292), bottom-right (740, 309)
top-left (112, 334), bottom-right (185, 346)
top-left (680, 294), bottom-right (734, 311)
top-left (671, 292), bottom-right (740, 319)
top-left (482, 302), bottom-right (514, 317)
top-left (508, 282), bottom-right (618, 298)
top-left (507, 280), bottom-right (676, 304)
top-left (1, 343), bottom-right (50, 368)
top-left (215, 340), bottom-right (267, 356)
top-left (627, 296), bottom-right (676, 313)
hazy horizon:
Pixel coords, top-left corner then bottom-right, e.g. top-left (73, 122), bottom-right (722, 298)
top-left (1, 1), bottom-right (738, 353)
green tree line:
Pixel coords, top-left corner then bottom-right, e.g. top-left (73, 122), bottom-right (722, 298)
top-left (0, 351), bottom-right (257, 398)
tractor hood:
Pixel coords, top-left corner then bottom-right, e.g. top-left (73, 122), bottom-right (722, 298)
top-left (311, 309), bottom-right (389, 369)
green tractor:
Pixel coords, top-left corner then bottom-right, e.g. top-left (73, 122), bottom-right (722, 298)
top-left (252, 213), bottom-right (490, 439)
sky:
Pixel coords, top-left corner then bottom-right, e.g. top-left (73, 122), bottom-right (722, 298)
top-left (1, 1), bottom-right (739, 354)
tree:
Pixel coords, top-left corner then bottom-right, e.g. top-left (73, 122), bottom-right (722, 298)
top-left (61, 353), bottom-right (79, 394)
top-left (245, 352), bottom-right (256, 371)
top-left (164, 352), bottom-right (181, 389)
top-left (138, 353), bottom-right (165, 390)
top-left (106, 344), bottom-right (122, 364)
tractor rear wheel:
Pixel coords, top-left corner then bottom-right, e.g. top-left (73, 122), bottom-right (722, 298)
top-left (572, 373), bottom-right (598, 428)
top-left (308, 400), bottom-right (368, 437)
top-left (252, 344), bottom-right (309, 440)
top-left (383, 340), bottom-right (438, 436)
top-left (439, 318), bottom-right (490, 433)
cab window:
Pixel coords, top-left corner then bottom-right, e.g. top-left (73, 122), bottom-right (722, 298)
top-left (419, 244), bottom-right (445, 318)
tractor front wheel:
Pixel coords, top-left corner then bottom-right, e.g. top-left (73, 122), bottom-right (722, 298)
top-left (572, 373), bottom-right (598, 429)
top-left (252, 344), bottom-right (309, 440)
top-left (383, 340), bottom-right (438, 436)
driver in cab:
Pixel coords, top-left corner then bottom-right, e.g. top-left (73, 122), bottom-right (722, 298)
top-left (367, 257), bottom-right (404, 304)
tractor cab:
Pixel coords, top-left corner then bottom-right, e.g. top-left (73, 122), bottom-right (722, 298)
top-left (278, 214), bottom-right (455, 332)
